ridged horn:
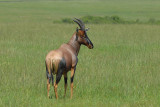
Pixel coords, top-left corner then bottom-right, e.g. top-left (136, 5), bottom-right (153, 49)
top-left (73, 18), bottom-right (85, 30)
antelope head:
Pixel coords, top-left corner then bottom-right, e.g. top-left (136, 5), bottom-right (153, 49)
top-left (73, 18), bottom-right (94, 49)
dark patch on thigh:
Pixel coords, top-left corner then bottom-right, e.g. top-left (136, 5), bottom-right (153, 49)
top-left (56, 58), bottom-right (66, 84)
top-left (59, 57), bottom-right (66, 69)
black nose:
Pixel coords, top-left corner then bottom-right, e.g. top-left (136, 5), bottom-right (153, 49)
top-left (92, 44), bottom-right (94, 48)
top-left (90, 41), bottom-right (94, 49)
top-left (86, 37), bottom-right (93, 49)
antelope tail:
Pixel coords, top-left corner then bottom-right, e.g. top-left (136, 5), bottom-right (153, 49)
top-left (45, 60), bottom-right (53, 85)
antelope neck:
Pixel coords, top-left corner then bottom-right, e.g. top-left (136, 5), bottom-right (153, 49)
top-left (68, 32), bottom-right (81, 56)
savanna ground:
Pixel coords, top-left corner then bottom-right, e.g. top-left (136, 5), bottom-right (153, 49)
top-left (0, 0), bottom-right (160, 106)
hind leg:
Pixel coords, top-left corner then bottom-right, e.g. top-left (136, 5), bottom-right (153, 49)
top-left (47, 73), bottom-right (53, 98)
top-left (46, 60), bottom-right (53, 98)
top-left (64, 73), bottom-right (67, 97)
top-left (47, 78), bottom-right (51, 98)
top-left (54, 70), bottom-right (63, 99)
top-left (47, 79), bottom-right (49, 97)
top-left (53, 58), bottom-right (66, 99)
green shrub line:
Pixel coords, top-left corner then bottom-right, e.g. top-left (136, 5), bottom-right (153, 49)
top-left (54, 16), bottom-right (160, 24)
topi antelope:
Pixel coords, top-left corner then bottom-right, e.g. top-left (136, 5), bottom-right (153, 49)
top-left (45, 18), bottom-right (94, 99)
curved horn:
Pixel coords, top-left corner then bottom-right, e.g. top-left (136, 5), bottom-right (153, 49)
top-left (74, 18), bottom-right (85, 28)
top-left (73, 18), bottom-right (85, 30)
top-left (73, 19), bottom-right (82, 29)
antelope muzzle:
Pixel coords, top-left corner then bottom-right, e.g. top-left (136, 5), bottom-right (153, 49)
top-left (86, 37), bottom-right (94, 49)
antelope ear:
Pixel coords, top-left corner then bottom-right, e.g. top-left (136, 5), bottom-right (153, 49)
top-left (85, 28), bottom-right (90, 31)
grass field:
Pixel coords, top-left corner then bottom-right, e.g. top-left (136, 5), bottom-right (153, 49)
top-left (0, 0), bottom-right (160, 106)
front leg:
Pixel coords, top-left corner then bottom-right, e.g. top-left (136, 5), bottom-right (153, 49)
top-left (70, 67), bottom-right (76, 99)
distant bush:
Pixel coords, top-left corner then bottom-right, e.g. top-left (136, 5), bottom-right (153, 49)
top-left (54, 16), bottom-right (160, 25)
top-left (148, 18), bottom-right (156, 24)
top-left (136, 19), bottom-right (140, 23)
top-left (62, 18), bottom-right (73, 24)
top-left (146, 18), bottom-right (160, 24)
top-left (58, 16), bottom-right (126, 24)
top-left (80, 15), bottom-right (127, 24)
top-left (110, 16), bottom-right (124, 23)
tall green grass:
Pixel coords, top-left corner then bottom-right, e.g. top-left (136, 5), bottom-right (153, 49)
top-left (0, 0), bottom-right (160, 106)
top-left (0, 23), bottom-right (160, 106)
